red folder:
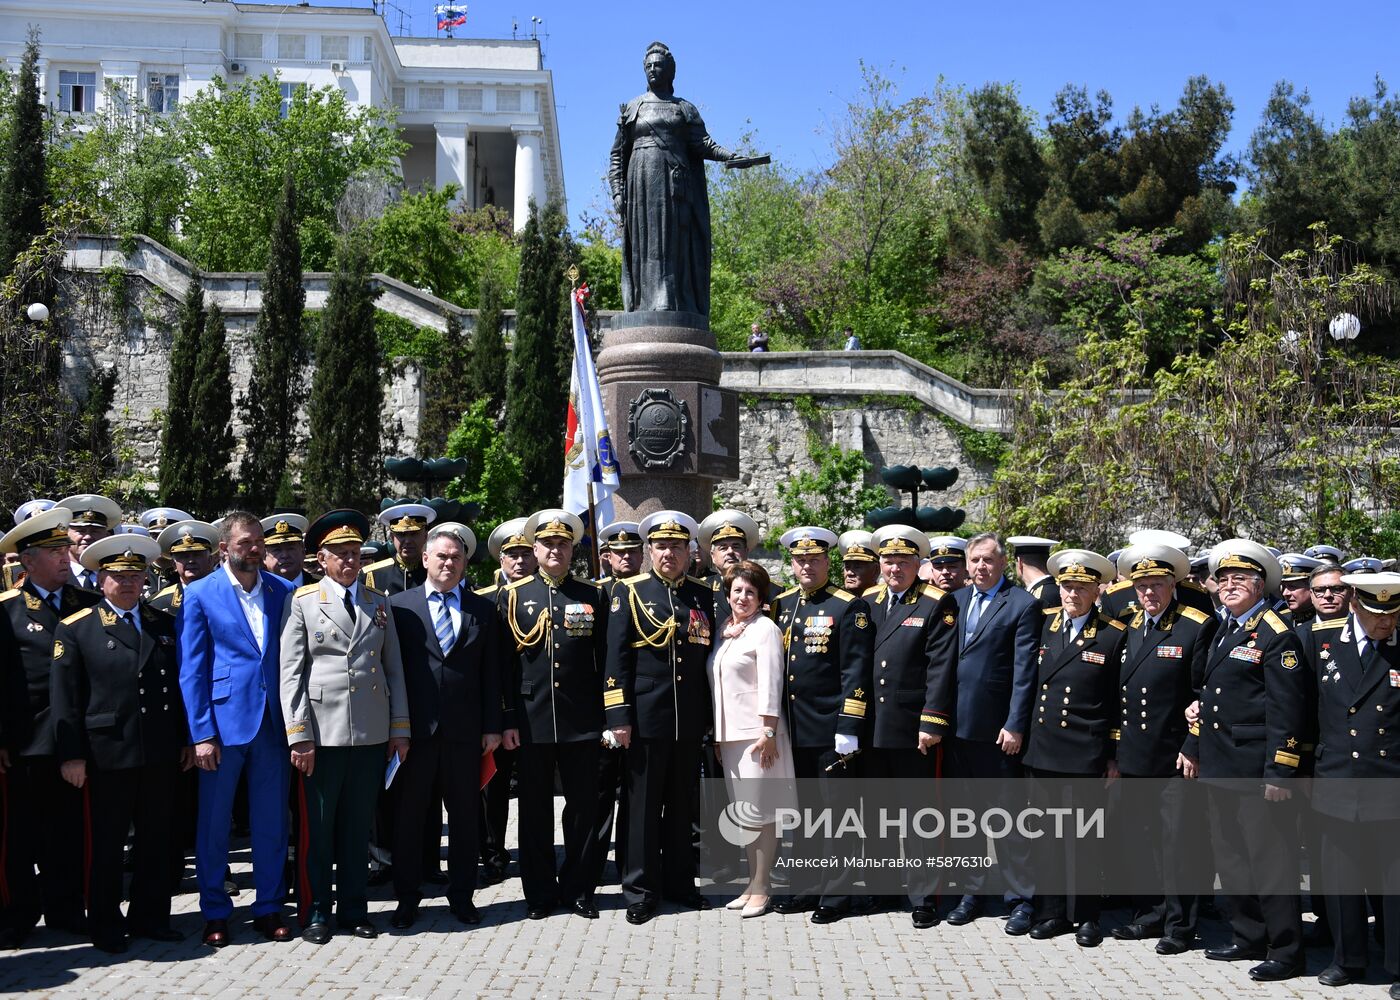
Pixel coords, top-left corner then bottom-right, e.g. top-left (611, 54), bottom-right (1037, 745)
top-left (480, 749), bottom-right (497, 790)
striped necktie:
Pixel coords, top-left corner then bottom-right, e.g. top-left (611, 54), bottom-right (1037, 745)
top-left (433, 590), bottom-right (456, 655)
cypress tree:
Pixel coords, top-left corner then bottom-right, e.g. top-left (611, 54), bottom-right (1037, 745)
top-left (238, 169), bottom-right (306, 511)
top-left (303, 229), bottom-right (382, 513)
top-left (418, 311), bottom-right (469, 455)
top-left (157, 276), bottom-right (205, 508)
top-left (0, 30), bottom-right (46, 280)
top-left (465, 267), bottom-right (507, 418)
top-left (503, 201), bottom-right (569, 513)
top-left (188, 304), bottom-right (235, 516)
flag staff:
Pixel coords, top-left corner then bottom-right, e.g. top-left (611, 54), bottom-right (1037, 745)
top-left (568, 264), bottom-right (602, 580)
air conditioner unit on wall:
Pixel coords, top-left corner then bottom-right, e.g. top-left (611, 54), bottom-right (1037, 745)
top-left (330, 62), bottom-right (344, 73)
top-left (229, 62), bottom-right (245, 74)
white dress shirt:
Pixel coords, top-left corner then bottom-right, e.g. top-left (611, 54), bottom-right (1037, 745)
top-left (223, 561), bottom-right (266, 652)
top-left (106, 599), bottom-right (141, 634)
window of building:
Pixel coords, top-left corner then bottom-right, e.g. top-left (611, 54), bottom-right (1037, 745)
top-left (235, 33), bottom-right (263, 60)
top-left (147, 73), bottom-right (179, 113)
top-left (278, 34), bottom-right (306, 61)
top-left (362, 37), bottom-right (374, 62)
top-left (278, 82), bottom-right (305, 119)
top-left (495, 88), bottom-right (520, 112)
top-left (58, 70), bottom-right (97, 113)
top-left (419, 86), bottom-right (444, 110)
top-left (391, 86), bottom-right (406, 109)
top-left (321, 35), bottom-right (349, 62)
top-left (458, 87), bottom-right (482, 110)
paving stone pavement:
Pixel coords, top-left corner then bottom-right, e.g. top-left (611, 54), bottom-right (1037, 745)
top-left (0, 803), bottom-right (1391, 1000)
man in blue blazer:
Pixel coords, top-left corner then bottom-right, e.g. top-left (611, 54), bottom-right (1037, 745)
top-left (178, 511), bottom-right (296, 948)
top-left (944, 531), bottom-right (1041, 933)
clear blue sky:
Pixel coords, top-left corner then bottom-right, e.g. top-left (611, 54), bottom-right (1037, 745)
top-left (319, 0), bottom-right (1400, 224)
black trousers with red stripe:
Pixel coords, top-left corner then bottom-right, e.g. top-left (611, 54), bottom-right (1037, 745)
top-left (88, 762), bottom-right (179, 944)
top-left (1, 755), bottom-right (85, 932)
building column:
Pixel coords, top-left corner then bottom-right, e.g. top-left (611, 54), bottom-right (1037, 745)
top-left (184, 64), bottom-right (223, 99)
top-left (434, 123), bottom-right (469, 208)
top-left (512, 127), bottom-right (544, 232)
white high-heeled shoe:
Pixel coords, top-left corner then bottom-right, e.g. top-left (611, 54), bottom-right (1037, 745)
top-left (741, 897), bottom-right (772, 918)
top-left (725, 895), bottom-right (750, 911)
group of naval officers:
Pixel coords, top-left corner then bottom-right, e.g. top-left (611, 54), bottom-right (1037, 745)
top-left (1, 493), bottom-right (1399, 996)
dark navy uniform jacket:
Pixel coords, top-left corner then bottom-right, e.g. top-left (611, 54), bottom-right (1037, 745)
top-left (1023, 609), bottom-right (1127, 775)
top-left (772, 581), bottom-right (874, 748)
top-left (862, 581), bottom-right (957, 748)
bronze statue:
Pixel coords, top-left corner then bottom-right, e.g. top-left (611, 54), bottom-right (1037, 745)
top-left (608, 42), bottom-right (767, 318)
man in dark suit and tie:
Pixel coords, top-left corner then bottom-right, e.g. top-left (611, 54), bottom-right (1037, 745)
top-left (943, 531), bottom-right (1041, 933)
top-left (388, 524), bottom-right (504, 929)
top-left (178, 511), bottom-right (297, 948)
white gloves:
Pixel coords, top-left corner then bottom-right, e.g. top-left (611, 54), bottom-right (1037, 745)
top-left (834, 733), bottom-right (859, 756)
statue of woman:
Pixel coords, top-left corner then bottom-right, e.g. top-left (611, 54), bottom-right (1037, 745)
top-left (608, 42), bottom-right (743, 318)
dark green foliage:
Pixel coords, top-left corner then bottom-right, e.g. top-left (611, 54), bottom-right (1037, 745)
top-left (503, 200), bottom-right (571, 513)
top-left (957, 84), bottom-right (1047, 252)
top-left (58, 366), bottom-right (119, 497)
top-left (0, 31), bottom-right (45, 280)
top-left (157, 277), bottom-right (204, 507)
top-left (187, 305), bottom-right (235, 516)
top-left (465, 267), bottom-right (507, 416)
top-left (418, 311), bottom-right (469, 455)
top-left (304, 229), bottom-right (383, 514)
top-left (237, 170), bottom-right (307, 510)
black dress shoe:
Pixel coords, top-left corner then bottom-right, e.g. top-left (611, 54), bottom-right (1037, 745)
top-left (1317, 964), bottom-right (1361, 987)
top-left (348, 922), bottom-right (379, 940)
top-left (1111, 922), bottom-right (1159, 941)
top-left (1388, 982), bottom-right (1400, 999)
top-left (131, 926), bottom-right (183, 943)
top-left (389, 903), bottom-right (418, 929)
top-left (451, 903), bottom-right (481, 925)
top-left (526, 904), bottom-right (554, 920)
top-left (253, 914), bottom-right (294, 941)
top-left (1249, 959), bottom-right (1302, 982)
top-left (1028, 917), bottom-right (1073, 940)
top-left (570, 899), bottom-right (599, 920)
top-left (0, 927), bottom-right (31, 950)
top-left (1155, 937), bottom-right (1190, 955)
top-left (672, 893), bottom-right (712, 912)
top-left (946, 898), bottom-right (980, 926)
top-left (1075, 921), bottom-right (1103, 947)
top-left (773, 895), bottom-right (816, 915)
top-left (1005, 904), bottom-right (1035, 936)
top-left (478, 863), bottom-right (506, 887)
top-left (202, 920), bottom-right (230, 948)
top-left (367, 866), bottom-right (393, 887)
top-left (92, 935), bottom-right (128, 955)
top-left (911, 907), bottom-right (937, 929)
top-left (810, 906), bottom-right (846, 925)
top-left (301, 922), bottom-right (331, 945)
top-left (1205, 943), bottom-right (1266, 962)
top-left (625, 903), bottom-right (656, 925)
top-left (425, 870), bottom-right (449, 885)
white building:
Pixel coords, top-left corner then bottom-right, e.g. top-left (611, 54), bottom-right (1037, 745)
top-left (0, 0), bottom-right (564, 229)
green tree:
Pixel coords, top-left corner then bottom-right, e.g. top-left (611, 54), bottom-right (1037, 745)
top-left (985, 227), bottom-right (1398, 548)
top-left (0, 31), bottom-right (46, 280)
top-left (445, 397), bottom-right (523, 530)
top-left (465, 267), bottom-right (507, 416)
top-left (238, 171), bottom-right (307, 511)
top-left (187, 304), bottom-right (236, 516)
top-left (418, 311), bottom-right (470, 455)
top-left (1244, 82), bottom-right (1346, 255)
top-left (503, 200), bottom-right (570, 513)
top-left (955, 83), bottom-right (1047, 253)
top-left (1114, 76), bottom-right (1237, 250)
top-left (1036, 85), bottom-right (1121, 250)
top-left (172, 75), bottom-right (404, 270)
top-left (304, 230), bottom-right (383, 513)
top-left (157, 276), bottom-right (206, 506)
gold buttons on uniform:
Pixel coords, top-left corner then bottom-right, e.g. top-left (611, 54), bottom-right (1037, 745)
top-left (789, 675), bottom-right (795, 681)
top-left (1351, 729), bottom-right (1358, 737)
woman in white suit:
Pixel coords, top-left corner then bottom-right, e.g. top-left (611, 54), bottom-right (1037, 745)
top-left (708, 561), bottom-right (795, 917)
